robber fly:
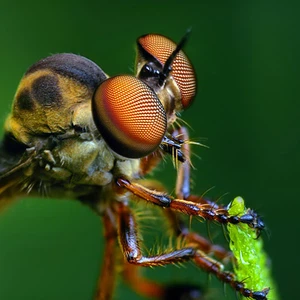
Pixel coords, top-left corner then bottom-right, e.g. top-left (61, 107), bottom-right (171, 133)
top-left (0, 32), bottom-right (269, 300)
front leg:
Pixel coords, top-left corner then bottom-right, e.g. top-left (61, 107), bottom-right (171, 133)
top-left (170, 127), bottom-right (231, 261)
top-left (118, 201), bottom-right (202, 300)
top-left (116, 201), bottom-right (269, 300)
top-left (116, 178), bottom-right (264, 233)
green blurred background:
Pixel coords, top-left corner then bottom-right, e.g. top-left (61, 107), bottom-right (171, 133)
top-left (0, 0), bottom-right (298, 299)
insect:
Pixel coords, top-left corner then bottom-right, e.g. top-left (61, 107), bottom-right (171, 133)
top-left (0, 32), bottom-right (270, 300)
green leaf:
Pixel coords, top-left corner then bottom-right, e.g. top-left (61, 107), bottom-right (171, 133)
top-left (227, 197), bottom-right (279, 300)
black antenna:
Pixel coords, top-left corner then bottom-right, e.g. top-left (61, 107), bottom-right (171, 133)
top-left (158, 28), bottom-right (192, 86)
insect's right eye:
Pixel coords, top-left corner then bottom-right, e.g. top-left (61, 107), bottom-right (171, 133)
top-left (92, 75), bottom-right (167, 159)
top-left (137, 34), bottom-right (196, 109)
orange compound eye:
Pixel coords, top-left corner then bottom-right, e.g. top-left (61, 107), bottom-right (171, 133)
top-left (137, 34), bottom-right (196, 109)
top-left (92, 75), bottom-right (167, 158)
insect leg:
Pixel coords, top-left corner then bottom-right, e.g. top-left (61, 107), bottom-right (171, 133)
top-left (163, 209), bottom-right (231, 262)
top-left (94, 208), bottom-right (118, 300)
top-left (116, 201), bottom-right (269, 300)
top-left (171, 127), bottom-right (231, 261)
top-left (118, 200), bottom-right (201, 299)
top-left (173, 127), bottom-right (191, 199)
top-left (116, 178), bottom-right (264, 232)
top-left (118, 201), bottom-right (200, 299)
top-left (118, 201), bottom-right (195, 267)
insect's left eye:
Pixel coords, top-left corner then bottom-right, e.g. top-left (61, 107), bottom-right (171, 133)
top-left (92, 75), bottom-right (167, 158)
top-left (137, 34), bottom-right (196, 109)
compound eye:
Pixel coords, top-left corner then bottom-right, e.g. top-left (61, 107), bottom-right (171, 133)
top-left (92, 75), bottom-right (167, 158)
top-left (138, 34), bottom-right (196, 109)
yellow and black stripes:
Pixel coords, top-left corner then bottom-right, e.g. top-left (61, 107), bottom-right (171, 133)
top-left (5, 53), bottom-right (108, 145)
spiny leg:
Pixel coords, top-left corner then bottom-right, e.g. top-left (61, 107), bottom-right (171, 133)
top-left (139, 127), bottom-right (228, 257)
top-left (173, 126), bottom-right (230, 215)
top-left (116, 200), bottom-right (269, 300)
top-left (139, 127), bottom-right (249, 260)
top-left (118, 201), bottom-right (202, 300)
top-left (163, 209), bottom-right (231, 262)
top-left (171, 127), bottom-right (231, 261)
top-left (98, 203), bottom-right (190, 300)
top-left (173, 127), bottom-right (191, 200)
top-left (118, 201), bottom-right (204, 300)
top-left (117, 200), bottom-right (195, 266)
top-left (95, 207), bottom-right (182, 300)
top-left (133, 178), bottom-right (231, 263)
top-left (173, 127), bottom-right (221, 208)
top-left (124, 179), bottom-right (220, 298)
top-left (121, 127), bottom-right (265, 297)
top-left (116, 177), bottom-right (264, 233)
